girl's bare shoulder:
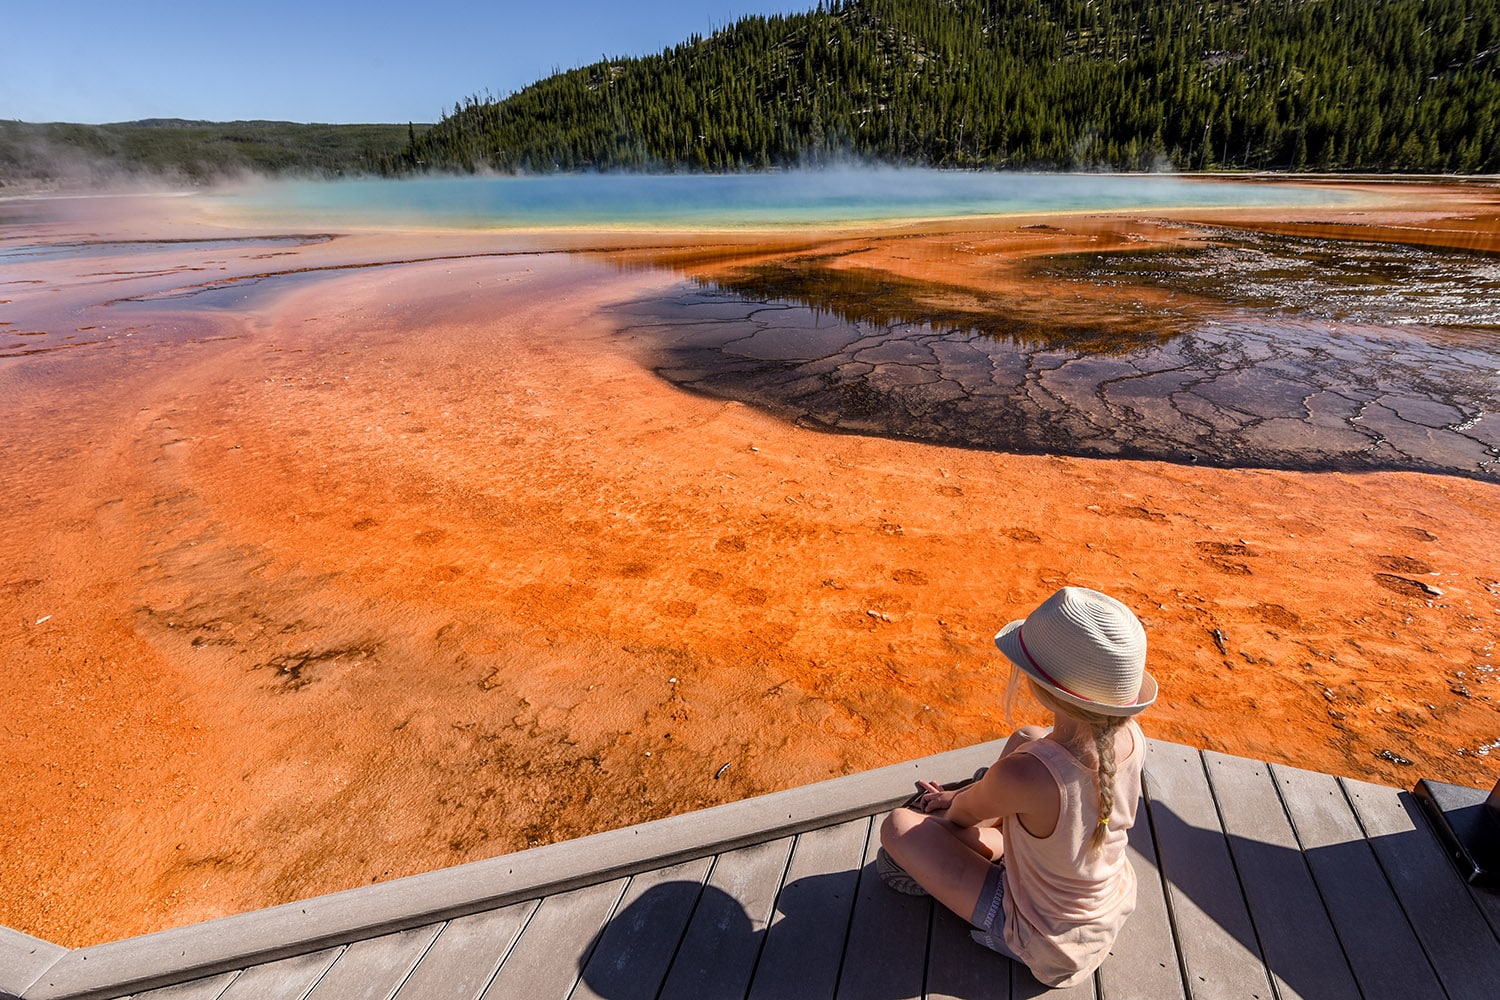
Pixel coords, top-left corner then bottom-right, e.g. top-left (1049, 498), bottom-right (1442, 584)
top-left (979, 745), bottom-right (1061, 814)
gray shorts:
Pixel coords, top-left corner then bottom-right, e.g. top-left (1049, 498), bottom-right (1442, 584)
top-left (969, 863), bottom-right (1020, 960)
top-left (970, 861), bottom-right (1006, 930)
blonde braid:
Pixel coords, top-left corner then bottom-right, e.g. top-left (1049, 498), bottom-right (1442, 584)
top-left (1021, 679), bottom-right (1127, 856)
top-left (1088, 717), bottom-right (1125, 855)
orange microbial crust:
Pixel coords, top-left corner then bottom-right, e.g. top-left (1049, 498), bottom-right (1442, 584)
top-left (1, 181), bottom-right (1496, 946)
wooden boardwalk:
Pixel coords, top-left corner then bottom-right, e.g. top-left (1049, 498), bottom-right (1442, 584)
top-left (5, 739), bottom-right (1499, 1000)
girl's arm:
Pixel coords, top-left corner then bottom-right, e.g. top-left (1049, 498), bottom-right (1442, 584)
top-left (914, 725), bottom-right (1051, 813)
top-left (916, 750), bottom-right (1058, 832)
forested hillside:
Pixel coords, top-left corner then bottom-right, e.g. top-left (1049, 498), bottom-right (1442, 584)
top-left (389, 0), bottom-right (1499, 174)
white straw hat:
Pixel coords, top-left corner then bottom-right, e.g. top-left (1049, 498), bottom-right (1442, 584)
top-left (993, 587), bottom-right (1156, 717)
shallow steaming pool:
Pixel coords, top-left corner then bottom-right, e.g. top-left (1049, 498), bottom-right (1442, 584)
top-left (212, 169), bottom-right (1356, 229)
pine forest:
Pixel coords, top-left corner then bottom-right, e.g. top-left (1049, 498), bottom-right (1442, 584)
top-left (386, 0), bottom-right (1500, 175)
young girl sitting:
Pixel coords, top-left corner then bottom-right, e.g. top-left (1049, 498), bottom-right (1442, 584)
top-left (878, 586), bottom-right (1156, 989)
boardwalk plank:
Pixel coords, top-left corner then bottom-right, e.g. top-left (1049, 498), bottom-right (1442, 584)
top-left (658, 837), bottom-right (796, 1000)
top-left (924, 903), bottom-right (1011, 1000)
top-left (304, 924), bottom-right (441, 1000)
top-left (1342, 777), bottom-right (1500, 999)
top-left (1271, 762), bottom-right (1443, 1000)
top-left (22, 741), bottom-right (1011, 1000)
top-left (391, 903), bottom-right (536, 1000)
top-left (1008, 962), bottom-right (1096, 999)
top-left (1467, 871), bottom-right (1500, 944)
top-left (0, 927), bottom-right (67, 1000)
top-left (1140, 742), bottom-right (1273, 1000)
top-left (1097, 783), bottom-right (1185, 1000)
top-left (129, 972), bottom-right (237, 1000)
top-left (746, 818), bottom-right (870, 1000)
top-left (216, 948), bottom-right (341, 1000)
top-left (1203, 752), bottom-right (1360, 1000)
top-left (834, 813), bottom-right (929, 1000)
top-left (1003, 891), bottom-right (1097, 1000)
top-left (479, 879), bottom-right (626, 1000)
top-left (572, 857), bottom-right (714, 1000)
top-left (19, 740), bottom-right (1500, 1000)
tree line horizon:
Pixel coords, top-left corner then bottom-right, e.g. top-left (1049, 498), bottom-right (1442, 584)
top-left (384, 0), bottom-right (1499, 176)
top-left (2, 0), bottom-right (1495, 184)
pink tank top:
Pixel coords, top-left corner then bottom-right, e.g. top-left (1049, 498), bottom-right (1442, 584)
top-left (1001, 721), bottom-right (1144, 988)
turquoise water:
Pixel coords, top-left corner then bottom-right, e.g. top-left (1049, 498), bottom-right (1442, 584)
top-left (213, 169), bottom-right (1357, 230)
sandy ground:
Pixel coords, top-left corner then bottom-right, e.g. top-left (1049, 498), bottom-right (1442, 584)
top-left (1, 179), bottom-right (1497, 947)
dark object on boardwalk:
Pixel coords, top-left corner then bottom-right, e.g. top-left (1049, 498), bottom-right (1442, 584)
top-left (1413, 777), bottom-right (1500, 888)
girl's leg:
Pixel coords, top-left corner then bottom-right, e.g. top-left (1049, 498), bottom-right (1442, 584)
top-left (879, 807), bottom-right (1003, 922)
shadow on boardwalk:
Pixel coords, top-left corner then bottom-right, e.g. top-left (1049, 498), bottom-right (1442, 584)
top-left (9, 741), bottom-right (1500, 1000)
top-left (578, 794), bottom-right (1500, 1000)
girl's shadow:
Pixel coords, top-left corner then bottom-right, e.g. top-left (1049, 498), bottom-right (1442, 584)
top-left (576, 865), bottom-right (1019, 1000)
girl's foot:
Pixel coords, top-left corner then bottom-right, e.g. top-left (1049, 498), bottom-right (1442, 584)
top-left (875, 847), bottom-right (929, 896)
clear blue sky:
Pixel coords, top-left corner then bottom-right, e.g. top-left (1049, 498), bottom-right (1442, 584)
top-left (5, 1), bottom-right (815, 125)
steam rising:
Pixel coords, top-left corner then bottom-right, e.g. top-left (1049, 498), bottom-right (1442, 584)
top-left (0, 124), bottom-right (255, 196)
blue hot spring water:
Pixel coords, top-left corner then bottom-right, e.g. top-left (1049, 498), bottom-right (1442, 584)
top-left (212, 169), bottom-right (1355, 229)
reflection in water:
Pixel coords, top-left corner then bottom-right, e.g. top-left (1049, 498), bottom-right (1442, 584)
top-left (617, 233), bottom-right (1500, 480)
top-left (699, 252), bottom-right (1188, 354)
top-left (1036, 228), bottom-right (1500, 328)
top-left (0, 234), bottom-right (333, 262)
top-left (109, 270), bottom-right (336, 310)
top-left (0, 231), bottom-right (340, 360)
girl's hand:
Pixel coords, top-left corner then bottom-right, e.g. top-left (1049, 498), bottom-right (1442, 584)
top-left (914, 780), bottom-right (957, 813)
